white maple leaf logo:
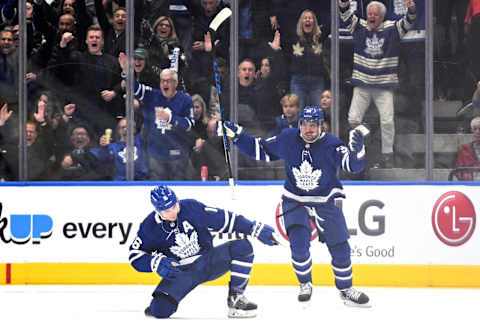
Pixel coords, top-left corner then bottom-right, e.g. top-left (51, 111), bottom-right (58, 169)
top-left (118, 146), bottom-right (138, 163)
top-left (170, 231), bottom-right (200, 259)
top-left (292, 42), bottom-right (304, 56)
top-left (312, 43), bottom-right (322, 55)
top-left (292, 160), bottom-right (322, 192)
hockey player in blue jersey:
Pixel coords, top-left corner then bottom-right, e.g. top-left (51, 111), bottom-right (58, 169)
top-left (217, 106), bottom-right (371, 307)
top-left (128, 185), bottom-right (279, 318)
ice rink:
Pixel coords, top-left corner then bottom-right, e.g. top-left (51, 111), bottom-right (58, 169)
top-left (1, 285), bottom-right (477, 330)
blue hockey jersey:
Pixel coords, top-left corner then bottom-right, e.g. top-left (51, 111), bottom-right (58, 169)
top-left (339, 0), bottom-right (423, 42)
top-left (90, 134), bottom-right (148, 181)
top-left (339, 0), bottom-right (416, 89)
top-left (134, 79), bottom-right (194, 160)
top-left (128, 199), bottom-right (255, 272)
top-left (235, 128), bottom-right (365, 203)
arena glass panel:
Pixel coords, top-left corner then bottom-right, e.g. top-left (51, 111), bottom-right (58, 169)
top-left (433, 1), bottom-right (480, 182)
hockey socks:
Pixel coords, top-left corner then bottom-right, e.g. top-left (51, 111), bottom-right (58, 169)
top-left (288, 226), bottom-right (313, 284)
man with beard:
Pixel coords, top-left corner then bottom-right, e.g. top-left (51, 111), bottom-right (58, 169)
top-left (28, 13), bottom-right (79, 91)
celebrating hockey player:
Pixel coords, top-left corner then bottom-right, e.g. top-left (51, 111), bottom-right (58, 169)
top-left (217, 106), bottom-right (371, 307)
top-left (128, 185), bottom-right (279, 318)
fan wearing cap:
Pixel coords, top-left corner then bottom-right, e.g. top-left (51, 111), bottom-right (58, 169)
top-left (128, 185), bottom-right (279, 319)
top-left (217, 106), bottom-right (371, 307)
top-left (131, 47), bottom-right (159, 87)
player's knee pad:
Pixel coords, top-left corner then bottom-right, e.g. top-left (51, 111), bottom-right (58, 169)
top-left (150, 292), bottom-right (178, 318)
top-left (229, 239), bottom-right (253, 259)
top-left (287, 225), bottom-right (311, 257)
top-left (328, 241), bottom-right (351, 267)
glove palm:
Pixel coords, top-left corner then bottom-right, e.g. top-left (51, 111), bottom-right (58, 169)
top-left (348, 129), bottom-right (365, 158)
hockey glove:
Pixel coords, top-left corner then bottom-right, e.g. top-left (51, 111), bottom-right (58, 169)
top-left (348, 129), bottom-right (365, 159)
top-left (250, 221), bottom-right (279, 246)
top-left (152, 253), bottom-right (180, 280)
top-left (216, 120), bottom-right (243, 141)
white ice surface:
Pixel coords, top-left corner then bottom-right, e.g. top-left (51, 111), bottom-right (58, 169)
top-left (0, 285), bottom-right (477, 330)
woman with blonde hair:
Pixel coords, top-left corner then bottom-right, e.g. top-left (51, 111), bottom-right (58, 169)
top-left (289, 9), bottom-right (330, 110)
top-left (142, 15), bottom-right (189, 90)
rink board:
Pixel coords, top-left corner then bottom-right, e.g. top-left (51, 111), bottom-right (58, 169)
top-left (1, 263), bottom-right (480, 287)
top-left (0, 182), bottom-right (479, 287)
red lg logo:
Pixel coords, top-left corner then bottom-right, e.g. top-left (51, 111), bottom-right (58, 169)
top-left (432, 191), bottom-right (476, 246)
top-left (275, 202), bottom-right (318, 242)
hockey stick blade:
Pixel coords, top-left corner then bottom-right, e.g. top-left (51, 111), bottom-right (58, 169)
top-left (271, 232), bottom-right (287, 247)
top-left (209, 7), bottom-right (232, 32)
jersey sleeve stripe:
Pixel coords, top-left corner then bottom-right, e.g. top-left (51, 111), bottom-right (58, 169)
top-left (218, 210), bottom-right (230, 233)
top-left (129, 250), bottom-right (147, 264)
top-left (227, 213), bottom-right (236, 233)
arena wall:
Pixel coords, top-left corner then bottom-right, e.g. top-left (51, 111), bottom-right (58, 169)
top-left (1, 182), bottom-right (479, 287)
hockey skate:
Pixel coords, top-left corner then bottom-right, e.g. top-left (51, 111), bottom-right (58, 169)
top-left (298, 282), bottom-right (313, 302)
top-left (227, 293), bottom-right (257, 318)
top-left (339, 287), bottom-right (371, 308)
top-left (144, 307), bottom-right (153, 317)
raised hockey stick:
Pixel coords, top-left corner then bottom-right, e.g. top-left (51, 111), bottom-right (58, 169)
top-left (169, 47), bottom-right (180, 72)
top-left (209, 7), bottom-right (235, 198)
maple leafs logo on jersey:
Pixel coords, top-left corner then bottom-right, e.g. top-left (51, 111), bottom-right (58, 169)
top-left (118, 146), bottom-right (138, 163)
top-left (292, 160), bottom-right (321, 192)
top-left (365, 33), bottom-right (384, 57)
top-left (170, 231), bottom-right (200, 259)
top-left (155, 107), bottom-right (173, 133)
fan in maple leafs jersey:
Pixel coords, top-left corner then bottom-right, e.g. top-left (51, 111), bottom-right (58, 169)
top-left (128, 185), bottom-right (279, 319)
top-left (218, 106), bottom-right (371, 308)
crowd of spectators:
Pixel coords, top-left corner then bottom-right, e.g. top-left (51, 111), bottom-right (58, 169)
top-left (0, 0), bottom-right (479, 181)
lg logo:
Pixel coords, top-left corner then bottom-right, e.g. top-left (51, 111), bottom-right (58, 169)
top-left (275, 200), bottom-right (386, 242)
top-left (432, 191), bottom-right (476, 247)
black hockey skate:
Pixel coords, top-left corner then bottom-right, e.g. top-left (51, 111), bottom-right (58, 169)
top-left (144, 307), bottom-right (152, 317)
top-left (298, 282), bottom-right (313, 302)
top-left (227, 293), bottom-right (257, 318)
top-left (340, 287), bottom-right (371, 308)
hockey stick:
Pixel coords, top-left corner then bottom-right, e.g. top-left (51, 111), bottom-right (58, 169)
top-left (209, 7), bottom-right (235, 198)
top-left (169, 47), bottom-right (180, 72)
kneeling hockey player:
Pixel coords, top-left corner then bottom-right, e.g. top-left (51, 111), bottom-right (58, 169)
top-left (128, 185), bottom-right (279, 318)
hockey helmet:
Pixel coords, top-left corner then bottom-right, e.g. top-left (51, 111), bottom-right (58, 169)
top-left (299, 105), bottom-right (324, 125)
top-left (151, 185), bottom-right (178, 212)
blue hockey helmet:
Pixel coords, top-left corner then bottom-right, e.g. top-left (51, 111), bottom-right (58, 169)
top-left (299, 106), bottom-right (324, 125)
top-left (151, 185), bottom-right (178, 212)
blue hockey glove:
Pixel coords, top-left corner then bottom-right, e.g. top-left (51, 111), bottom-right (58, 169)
top-left (348, 129), bottom-right (365, 158)
top-left (216, 120), bottom-right (243, 141)
top-left (152, 254), bottom-right (180, 280)
top-left (250, 221), bottom-right (279, 246)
